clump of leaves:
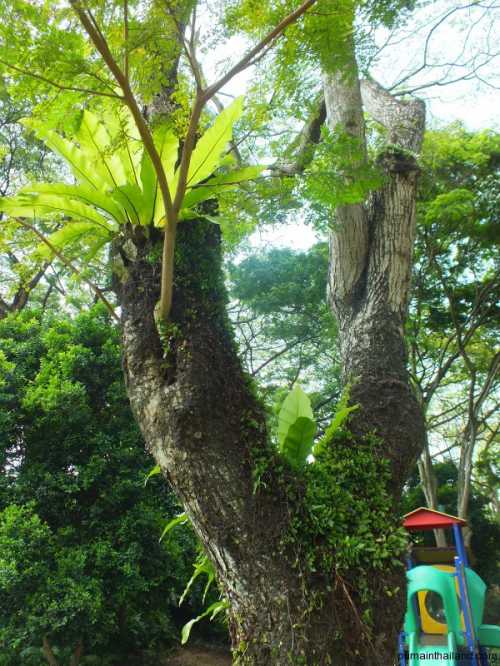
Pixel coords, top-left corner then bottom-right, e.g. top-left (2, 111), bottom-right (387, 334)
top-left (277, 384), bottom-right (317, 469)
top-left (159, 511), bottom-right (228, 645)
top-left (0, 99), bottom-right (261, 263)
top-left (299, 125), bottom-right (384, 229)
top-left (276, 384), bottom-right (357, 470)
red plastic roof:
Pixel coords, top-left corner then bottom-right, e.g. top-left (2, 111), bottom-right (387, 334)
top-left (403, 507), bottom-right (467, 531)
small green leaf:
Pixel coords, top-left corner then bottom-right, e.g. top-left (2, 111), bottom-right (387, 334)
top-left (277, 384), bottom-right (314, 448)
top-left (144, 464), bottom-right (161, 486)
top-left (159, 512), bottom-right (189, 542)
top-left (179, 553), bottom-right (215, 605)
top-left (281, 416), bottom-right (316, 469)
top-left (181, 600), bottom-right (229, 645)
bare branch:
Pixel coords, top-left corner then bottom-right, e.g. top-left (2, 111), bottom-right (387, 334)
top-left (251, 334), bottom-right (318, 376)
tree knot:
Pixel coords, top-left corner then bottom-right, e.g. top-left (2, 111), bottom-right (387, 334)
top-left (376, 146), bottom-right (419, 175)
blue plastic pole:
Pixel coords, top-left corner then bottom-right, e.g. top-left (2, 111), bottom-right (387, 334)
top-left (454, 555), bottom-right (479, 666)
top-left (453, 523), bottom-right (469, 568)
top-left (398, 632), bottom-right (407, 666)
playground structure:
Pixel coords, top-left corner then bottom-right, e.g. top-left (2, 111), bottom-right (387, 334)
top-left (399, 508), bottom-right (500, 666)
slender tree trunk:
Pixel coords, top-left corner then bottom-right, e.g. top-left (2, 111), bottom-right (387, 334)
top-left (418, 442), bottom-right (448, 547)
top-left (69, 640), bottom-right (83, 666)
top-left (42, 637), bottom-right (59, 666)
top-left (457, 427), bottom-right (476, 547)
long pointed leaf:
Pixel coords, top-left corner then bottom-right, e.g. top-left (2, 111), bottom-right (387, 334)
top-left (182, 165), bottom-right (263, 211)
top-left (0, 196), bottom-right (114, 240)
top-left (14, 193), bottom-right (115, 231)
top-left (76, 110), bottom-right (126, 187)
top-left (151, 127), bottom-right (179, 225)
top-left (19, 183), bottom-right (127, 224)
top-left (102, 106), bottom-right (143, 188)
top-left (32, 222), bottom-right (111, 260)
top-left (277, 384), bottom-right (314, 447)
top-left (158, 512), bottom-right (189, 543)
top-left (184, 96), bottom-right (244, 189)
top-left (144, 464), bottom-right (161, 486)
top-left (22, 120), bottom-right (103, 191)
top-left (180, 600), bottom-right (228, 645)
top-left (281, 416), bottom-right (316, 469)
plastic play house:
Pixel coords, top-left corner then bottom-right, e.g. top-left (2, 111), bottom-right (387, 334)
top-left (399, 507), bottom-right (500, 665)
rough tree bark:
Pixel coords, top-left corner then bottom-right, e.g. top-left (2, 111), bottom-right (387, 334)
top-left (114, 223), bottom-right (334, 664)
top-left (324, 62), bottom-right (427, 487)
top-left (112, 30), bottom-right (428, 666)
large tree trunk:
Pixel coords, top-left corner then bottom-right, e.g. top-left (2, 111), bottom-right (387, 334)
top-left (113, 217), bottom-right (408, 665)
top-left (111, 21), bottom-right (427, 666)
top-left (322, 45), bottom-right (428, 661)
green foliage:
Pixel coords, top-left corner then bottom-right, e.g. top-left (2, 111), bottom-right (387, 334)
top-left (313, 389), bottom-right (358, 456)
top-left (0, 307), bottom-right (206, 664)
top-left (277, 384), bottom-right (316, 469)
top-left (0, 504), bottom-right (105, 663)
top-left (159, 512), bottom-right (189, 543)
top-left (181, 599), bottom-right (229, 646)
top-left (159, 513), bottom-right (227, 646)
top-left (409, 124), bottom-right (499, 467)
top-left (299, 125), bottom-right (383, 225)
top-left (0, 1), bottom-right (193, 128)
top-left (0, 87), bottom-right (59, 196)
top-left (229, 244), bottom-right (341, 427)
top-left (285, 427), bottom-right (407, 629)
top-left (144, 464), bottom-right (162, 485)
top-left (0, 98), bottom-right (261, 264)
top-left (277, 384), bottom-right (400, 605)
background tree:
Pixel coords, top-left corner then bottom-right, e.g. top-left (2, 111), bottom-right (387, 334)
top-left (228, 243), bottom-right (340, 427)
top-left (0, 306), bottom-right (207, 665)
top-left (0, 86), bottom-right (61, 318)
top-left (408, 124), bottom-right (499, 543)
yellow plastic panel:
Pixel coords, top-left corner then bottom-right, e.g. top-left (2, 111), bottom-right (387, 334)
top-left (418, 565), bottom-right (464, 634)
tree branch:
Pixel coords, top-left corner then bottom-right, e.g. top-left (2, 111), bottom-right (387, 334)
top-left (271, 96), bottom-right (326, 175)
top-left (0, 58), bottom-right (122, 100)
top-left (203, 0), bottom-right (319, 102)
top-left (360, 76), bottom-right (425, 152)
top-left (14, 218), bottom-right (119, 322)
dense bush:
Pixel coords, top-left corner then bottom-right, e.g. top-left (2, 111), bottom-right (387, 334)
top-left (0, 307), bottom-right (202, 665)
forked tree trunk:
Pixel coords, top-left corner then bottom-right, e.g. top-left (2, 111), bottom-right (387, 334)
top-left (114, 219), bottom-right (410, 665)
top-left (113, 41), bottom-right (427, 666)
top-left (323, 57), bottom-right (427, 485)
